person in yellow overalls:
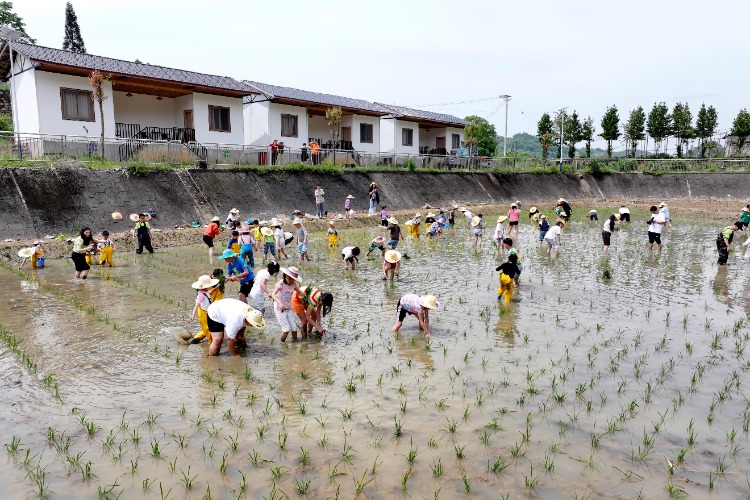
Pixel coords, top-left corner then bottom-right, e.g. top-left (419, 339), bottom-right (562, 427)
top-left (327, 221), bottom-right (339, 248)
top-left (98, 231), bottom-right (115, 266)
top-left (188, 275), bottom-right (220, 344)
top-left (18, 241), bottom-right (45, 269)
top-left (411, 213), bottom-right (421, 238)
top-left (496, 253), bottom-right (519, 304)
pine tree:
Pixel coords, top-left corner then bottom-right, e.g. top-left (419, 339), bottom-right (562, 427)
top-left (62, 2), bottom-right (86, 54)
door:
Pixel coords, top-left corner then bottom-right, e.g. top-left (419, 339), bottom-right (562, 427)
top-left (436, 136), bottom-right (446, 149)
top-left (341, 126), bottom-right (351, 141)
top-left (183, 110), bottom-right (194, 129)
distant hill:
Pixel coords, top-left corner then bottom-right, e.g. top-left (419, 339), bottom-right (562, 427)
top-left (498, 132), bottom-right (618, 158)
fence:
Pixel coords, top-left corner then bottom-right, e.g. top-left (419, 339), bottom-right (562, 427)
top-left (0, 131), bottom-right (749, 173)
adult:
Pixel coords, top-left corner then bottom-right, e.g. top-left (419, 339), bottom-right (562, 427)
top-left (203, 216), bottom-right (222, 261)
top-left (368, 182), bottom-right (380, 216)
top-left (71, 227), bottom-right (96, 279)
top-left (602, 214), bottom-right (618, 254)
top-left (310, 140), bottom-right (320, 165)
top-left (301, 143), bottom-right (309, 163)
top-left (557, 198), bottom-right (572, 221)
top-left (619, 205), bottom-right (631, 223)
top-left (391, 294), bottom-right (439, 337)
top-left (225, 208), bottom-right (241, 230)
top-left (134, 213), bottom-right (154, 254)
top-left (717, 222), bottom-right (743, 265)
top-left (218, 249), bottom-right (254, 303)
top-left (314, 183), bottom-right (325, 218)
top-left (269, 139), bottom-right (280, 165)
top-left (207, 298), bottom-right (265, 356)
top-left (386, 217), bottom-right (402, 249)
top-left (647, 205), bottom-right (666, 252)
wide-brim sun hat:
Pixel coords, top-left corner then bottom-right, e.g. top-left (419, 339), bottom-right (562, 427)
top-left (558, 198), bottom-right (566, 203)
top-left (230, 208), bottom-right (240, 214)
top-left (328, 220), bottom-right (335, 226)
top-left (260, 227), bottom-right (273, 237)
top-left (270, 218), bottom-right (281, 226)
top-left (245, 308), bottom-right (266, 329)
top-left (346, 195), bottom-right (355, 199)
top-left (515, 200), bottom-right (521, 205)
top-left (211, 216), bottom-right (221, 223)
top-left (497, 215), bottom-right (508, 223)
top-left (111, 212), bottom-right (123, 220)
top-left (426, 213), bottom-right (436, 218)
top-left (281, 266), bottom-right (300, 281)
top-left (192, 275), bottom-right (220, 290)
top-left (471, 216), bottom-right (481, 227)
top-left (510, 203), bottom-right (517, 208)
top-left (743, 207), bottom-right (749, 212)
top-left (540, 214), bottom-right (547, 219)
top-left (658, 202), bottom-right (666, 207)
top-left (529, 207), bottom-right (537, 213)
top-left (418, 295), bottom-right (440, 310)
top-left (129, 213), bottom-right (140, 222)
top-left (415, 213), bottom-right (422, 217)
top-left (387, 217), bottom-right (399, 225)
top-left (614, 214), bottom-right (621, 221)
top-left (241, 226), bottom-right (250, 233)
top-left (18, 247), bottom-right (35, 258)
top-left (370, 182), bottom-right (377, 186)
top-left (292, 218), bottom-right (302, 225)
top-left (218, 249), bottom-right (239, 259)
top-left (384, 250), bottom-right (402, 264)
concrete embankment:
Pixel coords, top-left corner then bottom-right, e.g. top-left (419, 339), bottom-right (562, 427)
top-left (1, 168), bottom-right (747, 241)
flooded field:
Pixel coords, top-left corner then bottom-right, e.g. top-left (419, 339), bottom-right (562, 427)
top-left (2, 206), bottom-right (750, 499)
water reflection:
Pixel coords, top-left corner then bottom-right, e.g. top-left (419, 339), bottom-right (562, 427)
top-left (494, 302), bottom-right (518, 346)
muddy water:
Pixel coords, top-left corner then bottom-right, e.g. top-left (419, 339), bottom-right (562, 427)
top-left (1, 207), bottom-right (750, 498)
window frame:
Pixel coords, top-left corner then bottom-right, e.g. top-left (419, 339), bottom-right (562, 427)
top-left (401, 127), bottom-right (413, 147)
top-left (452, 133), bottom-right (461, 149)
top-left (280, 113), bottom-right (298, 138)
top-left (359, 123), bottom-right (373, 144)
top-left (60, 88), bottom-right (95, 122)
top-left (208, 105), bottom-right (231, 133)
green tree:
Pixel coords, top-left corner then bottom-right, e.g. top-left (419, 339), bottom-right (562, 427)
top-left (536, 112), bottom-right (554, 160)
top-left (671, 102), bottom-right (693, 158)
top-left (0, 1), bottom-right (35, 43)
top-left (623, 106), bottom-right (646, 158)
top-left (581, 116), bottom-right (595, 158)
top-left (464, 115), bottom-right (497, 157)
top-left (695, 104), bottom-right (718, 158)
top-left (599, 105), bottom-right (621, 158)
top-left (562, 111), bottom-right (582, 158)
top-left (730, 109), bottom-right (750, 156)
top-left (646, 102), bottom-right (672, 154)
top-left (62, 2), bottom-right (86, 53)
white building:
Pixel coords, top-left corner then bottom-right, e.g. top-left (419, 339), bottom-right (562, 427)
top-left (375, 103), bottom-right (467, 156)
top-left (0, 42), bottom-right (254, 160)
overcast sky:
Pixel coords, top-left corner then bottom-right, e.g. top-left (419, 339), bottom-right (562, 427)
top-left (14, 0), bottom-right (749, 150)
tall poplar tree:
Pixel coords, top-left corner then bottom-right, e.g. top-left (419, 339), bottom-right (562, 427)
top-left (623, 107), bottom-right (646, 158)
top-left (646, 102), bottom-right (672, 154)
top-left (62, 2), bottom-right (86, 53)
top-left (730, 109), bottom-right (750, 155)
top-left (599, 105), bottom-right (621, 158)
top-left (671, 102), bottom-right (693, 158)
top-left (695, 104), bottom-right (718, 158)
top-left (537, 112), bottom-right (554, 160)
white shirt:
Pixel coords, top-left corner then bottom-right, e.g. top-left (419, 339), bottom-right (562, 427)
top-left (545, 225), bottom-right (562, 241)
top-left (619, 207), bottom-right (630, 215)
top-left (342, 246), bottom-right (356, 259)
top-left (602, 219), bottom-right (615, 233)
top-left (207, 298), bottom-right (250, 340)
top-left (274, 227), bottom-right (285, 247)
top-left (250, 269), bottom-right (271, 297)
top-left (494, 223), bottom-right (504, 240)
top-left (648, 212), bottom-right (666, 234)
top-left (314, 188), bottom-right (325, 204)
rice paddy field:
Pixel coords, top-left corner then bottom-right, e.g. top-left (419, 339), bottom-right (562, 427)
top-left (2, 205), bottom-right (750, 499)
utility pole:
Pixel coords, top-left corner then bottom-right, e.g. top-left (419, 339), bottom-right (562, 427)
top-left (558, 107), bottom-right (567, 173)
top-left (500, 95), bottom-right (511, 157)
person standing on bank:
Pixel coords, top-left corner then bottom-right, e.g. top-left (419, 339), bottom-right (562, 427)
top-left (301, 143), bottom-right (309, 163)
top-left (269, 139), bottom-right (280, 165)
top-left (314, 183), bottom-right (325, 218)
top-left (207, 298), bottom-right (265, 356)
top-left (368, 182), bottom-right (380, 216)
top-left (647, 205), bottom-right (666, 252)
top-left (717, 221), bottom-right (743, 265)
top-left (72, 227), bottom-right (96, 279)
top-left (310, 139), bottom-right (320, 165)
top-left (134, 213), bottom-right (154, 254)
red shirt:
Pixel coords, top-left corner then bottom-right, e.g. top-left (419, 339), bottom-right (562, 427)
top-left (269, 143), bottom-right (279, 153)
top-left (203, 222), bottom-right (220, 238)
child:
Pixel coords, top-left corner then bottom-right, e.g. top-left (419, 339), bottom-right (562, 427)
top-left (391, 294), bottom-right (439, 338)
top-left (448, 206), bottom-right (456, 228)
top-left (538, 214), bottom-right (549, 243)
top-left (424, 213), bottom-right (436, 236)
top-left (249, 262), bottom-right (280, 315)
top-left (494, 216), bottom-right (507, 250)
top-left (380, 206), bottom-right (390, 227)
top-left (602, 213), bottom-right (618, 254)
top-left (291, 285), bottom-right (327, 337)
top-left (270, 266), bottom-right (302, 341)
top-left (293, 218), bottom-right (311, 262)
top-left (250, 220), bottom-right (262, 252)
top-left (344, 195), bottom-right (354, 219)
top-left (134, 213), bottom-right (154, 254)
top-left (98, 231), bottom-right (115, 266)
top-left (305, 286), bottom-right (334, 335)
top-left (496, 253), bottom-right (520, 304)
top-left (342, 246), bottom-right (360, 270)
top-left (188, 274), bottom-right (219, 344)
top-left (228, 230), bottom-right (240, 256)
top-left (239, 226), bottom-right (255, 267)
top-left (261, 226), bottom-right (275, 263)
top-left (327, 221), bottom-right (339, 248)
top-left (507, 204), bottom-right (520, 236)
top-left (203, 216), bottom-right (221, 260)
top-left (366, 236), bottom-right (386, 257)
top-left (411, 213), bottom-right (422, 238)
top-left (544, 220), bottom-right (564, 256)
top-left (589, 209), bottom-right (598, 222)
top-left (528, 207), bottom-right (540, 221)
top-left (502, 238), bottom-right (522, 285)
top-left (274, 221), bottom-right (289, 260)
top-left (210, 268), bottom-right (225, 303)
top-left (18, 241), bottom-right (45, 269)
top-left (383, 249), bottom-right (401, 281)
top-left (427, 219), bottom-right (440, 240)
top-left (472, 213), bottom-right (483, 247)
top-left (436, 210), bottom-right (447, 233)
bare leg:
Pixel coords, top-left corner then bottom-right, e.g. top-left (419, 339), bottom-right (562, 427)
top-left (209, 331), bottom-right (224, 356)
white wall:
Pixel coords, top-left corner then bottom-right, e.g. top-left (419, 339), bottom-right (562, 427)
top-left (308, 115), bottom-right (329, 144)
top-left (192, 92), bottom-right (244, 144)
top-left (269, 103), bottom-right (307, 148)
top-left (112, 91), bottom-right (176, 129)
top-left (34, 71), bottom-right (115, 138)
top-left (394, 119), bottom-right (419, 155)
top-left (173, 94), bottom-right (194, 129)
top-left (12, 54), bottom-right (40, 135)
top-left (243, 100), bottom-right (269, 146)
top-left (380, 117), bottom-right (395, 153)
top-left (351, 114), bottom-right (380, 153)
top-left (446, 127), bottom-right (464, 149)
top-left (420, 127), bottom-right (444, 149)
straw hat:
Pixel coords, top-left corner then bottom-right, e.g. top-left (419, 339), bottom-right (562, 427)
top-left (370, 182), bottom-right (377, 186)
top-left (373, 236), bottom-right (385, 243)
top-left (743, 207), bottom-right (749, 213)
top-left (557, 220), bottom-right (566, 228)
top-left (141, 213), bottom-right (152, 221)
top-left (529, 207), bottom-right (538, 213)
top-left (281, 266), bottom-right (300, 281)
top-left (510, 203), bottom-right (517, 208)
top-left (497, 215), bottom-right (508, 223)
top-left (418, 295), bottom-right (440, 310)
top-left (471, 216), bottom-right (481, 227)
top-left (129, 213), bottom-right (140, 222)
top-left (658, 202), bottom-right (666, 208)
top-left (415, 213), bottom-right (422, 217)
top-left (245, 308), bottom-right (266, 329)
top-left (426, 212), bottom-right (436, 218)
top-left (261, 227), bottom-right (273, 237)
top-left (384, 250), bottom-right (401, 264)
top-left (292, 218), bottom-right (302, 225)
top-left (328, 220), bottom-right (335, 226)
top-left (111, 212), bottom-right (123, 220)
top-left (192, 275), bottom-right (220, 290)
top-left (210, 216), bottom-right (221, 223)
top-left (453, 204), bottom-right (459, 209)
top-left (613, 214), bottom-right (621, 221)
top-left (218, 249), bottom-right (238, 259)
top-left (33, 241), bottom-right (43, 246)
top-left (515, 200), bottom-right (521, 205)
top-left (346, 195), bottom-right (355, 199)
top-left (18, 247), bottom-right (35, 258)
top-left (540, 214), bottom-right (547, 219)
top-left (558, 198), bottom-right (566, 203)
top-left (387, 217), bottom-right (398, 225)
top-left (241, 226), bottom-right (250, 233)
top-left (230, 208), bottom-right (240, 214)
top-left (269, 218), bottom-right (281, 226)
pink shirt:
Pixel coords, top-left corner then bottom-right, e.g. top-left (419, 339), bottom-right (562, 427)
top-left (195, 291), bottom-right (210, 311)
top-left (273, 280), bottom-right (295, 311)
top-left (508, 208), bottom-right (520, 222)
top-left (399, 294), bottom-right (422, 314)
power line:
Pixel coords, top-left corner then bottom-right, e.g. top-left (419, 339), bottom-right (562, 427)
top-left (402, 95), bottom-right (504, 109)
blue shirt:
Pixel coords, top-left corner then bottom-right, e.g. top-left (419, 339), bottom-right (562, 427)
top-left (437, 215), bottom-right (447, 227)
top-left (227, 258), bottom-right (254, 285)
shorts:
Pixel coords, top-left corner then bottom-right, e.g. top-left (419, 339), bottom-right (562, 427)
top-left (71, 252), bottom-right (90, 272)
top-left (589, 214), bottom-right (599, 221)
top-left (396, 298), bottom-right (416, 323)
top-left (384, 261), bottom-right (397, 271)
top-left (274, 307), bottom-right (297, 332)
top-left (250, 292), bottom-right (265, 311)
top-left (473, 229), bottom-right (483, 236)
top-left (648, 231), bottom-right (661, 244)
top-left (538, 230), bottom-right (548, 241)
top-left (369, 243), bottom-right (385, 253)
top-left (264, 241), bottom-right (276, 255)
top-left (297, 243), bottom-right (308, 254)
top-left (381, 219), bottom-right (389, 227)
top-left (602, 231), bottom-right (611, 246)
top-left (207, 315), bottom-right (224, 334)
top-left (509, 221), bottom-right (519, 226)
top-left (202, 235), bottom-right (214, 248)
top-left (387, 239), bottom-right (399, 249)
top-left (342, 253), bottom-right (356, 263)
top-left (545, 238), bottom-right (559, 248)
top-left (239, 281), bottom-right (253, 296)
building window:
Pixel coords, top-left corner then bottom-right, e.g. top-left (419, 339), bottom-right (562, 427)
top-left (281, 114), bottom-right (298, 137)
top-left (60, 88), bottom-right (94, 122)
top-left (452, 133), bottom-right (461, 149)
top-left (402, 127), bottom-right (413, 146)
top-left (360, 123), bottom-right (373, 143)
top-left (208, 105), bottom-right (231, 132)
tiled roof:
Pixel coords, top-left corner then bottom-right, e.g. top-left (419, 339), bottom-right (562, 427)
top-left (243, 81), bottom-right (389, 114)
top-left (9, 42), bottom-right (251, 93)
top-left (375, 103), bottom-right (467, 126)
